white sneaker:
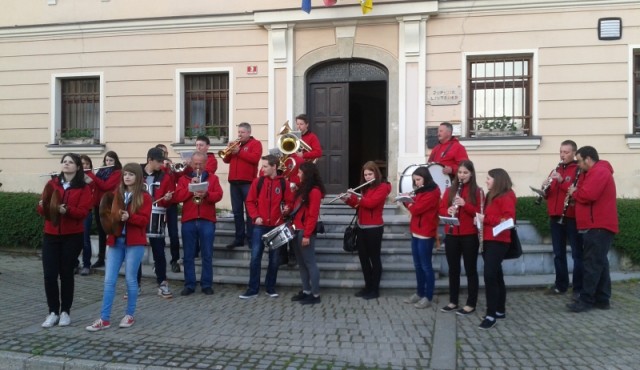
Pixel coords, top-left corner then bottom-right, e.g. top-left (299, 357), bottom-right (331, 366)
top-left (119, 315), bottom-right (135, 328)
top-left (157, 281), bottom-right (173, 299)
top-left (58, 312), bottom-right (71, 326)
top-left (41, 312), bottom-right (59, 328)
top-left (414, 297), bottom-right (432, 309)
top-left (403, 293), bottom-right (420, 304)
top-left (86, 318), bottom-right (111, 332)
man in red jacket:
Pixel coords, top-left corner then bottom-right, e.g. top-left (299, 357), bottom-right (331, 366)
top-left (566, 146), bottom-right (618, 313)
top-left (428, 122), bottom-right (469, 179)
top-left (223, 122), bottom-right (262, 249)
top-left (545, 140), bottom-right (583, 297)
top-left (239, 155), bottom-right (293, 299)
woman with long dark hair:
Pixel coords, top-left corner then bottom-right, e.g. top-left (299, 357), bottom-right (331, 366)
top-left (439, 160), bottom-right (481, 315)
top-left (401, 166), bottom-right (440, 309)
top-left (86, 163), bottom-right (152, 331)
top-left (290, 162), bottom-right (326, 305)
top-left (341, 161), bottom-right (391, 300)
top-left (79, 154), bottom-right (94, 276)
top-left (477, 168), bottom-right (516, 329)
top-left (37, 153), bottom-right (92, 328)
top-left (86, 150), bottom-right (122, 268)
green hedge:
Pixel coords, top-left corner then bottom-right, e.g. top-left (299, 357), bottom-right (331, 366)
top-left (516, 196), bottom-right (551, 238)
top-left (0, 192), bottom-right (44, 249)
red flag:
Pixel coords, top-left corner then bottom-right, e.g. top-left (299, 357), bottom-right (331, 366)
top-left (323, 0), bottom-right (337, 6)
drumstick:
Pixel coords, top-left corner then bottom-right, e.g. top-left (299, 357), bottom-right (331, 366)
top-left (153, 191), bottom-right (174, 206)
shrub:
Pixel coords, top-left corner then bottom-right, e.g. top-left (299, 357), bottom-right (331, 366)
top-left (0, 192), bottom-right (43, 249)
top-left (614, 199), bottom-right (640, 265)
top-left (516, 196), bottom-right (551, 237)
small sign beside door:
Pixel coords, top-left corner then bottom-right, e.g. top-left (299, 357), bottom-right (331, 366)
top-left (427, 86), bottom-right (461, 106)
top-left (246, 66), bottom-right (258, 75)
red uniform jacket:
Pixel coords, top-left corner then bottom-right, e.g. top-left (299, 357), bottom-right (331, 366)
top-left (345, 182), bottom-right (391, 226)
top-left (86, 169), bottom-right (121, 207)
top-left (223, 137), bottom-right (262, 183)
top-left (246, 175), bottom-right (294, 227)
top-left (106, 192), bottom-right (153, 246)
top-left (427, 138), bottom-right (468, 176)
top-left (405, 187), bottom-right (441, 238)
top-left (141, 165), bottom-right (175, 208)
top-left (37, 178), bottom-right (92, 235)
top-left (572, 160), bottom-right (618, 234)
top-left (301, 131), bottom-right (322, 162)
top-left (546, 161), bottom-right (579, 218)
top-left (292, 187), bottom-right (323, 238)
top-left (482, 190), bottom-right (516, 244)
top-left (173, 172), bottom-right (224, 223)
top-left (439, 186), bottom-right (482, 236)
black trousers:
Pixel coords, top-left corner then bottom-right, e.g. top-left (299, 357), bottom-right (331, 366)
top-left (356, 226), bottom-right (384, 292)
top-left (482, 241), bottom-right (508, 317)
top-left (42, 233), bottom-right (83, 315)
top-left (445, 234), bottom-right (479, 307)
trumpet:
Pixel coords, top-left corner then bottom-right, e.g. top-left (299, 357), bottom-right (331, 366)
top-left (169, 162), bottom-right (186, 172)
top-left (327, 178), bottom-right (375, 204)
top-left (192, 169), bottom-right (203, 205)
top-left (533, 161), bottom-right (563, 205)
top-left (218, 138), bottom-right (241, 160)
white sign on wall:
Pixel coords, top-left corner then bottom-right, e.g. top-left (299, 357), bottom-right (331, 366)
top-left (426, 86), bottom-right (461, 106)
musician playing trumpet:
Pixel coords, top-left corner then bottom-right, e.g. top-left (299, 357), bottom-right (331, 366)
top-left (438, 160), bottom-right (482, 316)
top-left (37, 153), bottom-right (93, 328)
top-left (544, 140), bottom-right (583, 297)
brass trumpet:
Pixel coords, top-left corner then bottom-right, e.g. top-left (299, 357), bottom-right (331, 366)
top-left (218, 138), bottom-right (241, 160)
top-left (192, 169), bottom-right (203, 205)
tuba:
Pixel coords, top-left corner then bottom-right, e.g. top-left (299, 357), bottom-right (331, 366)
top-left (42, 182), bottom-right (61, 227)
top-left (99, 191), bottom-right (124, 237)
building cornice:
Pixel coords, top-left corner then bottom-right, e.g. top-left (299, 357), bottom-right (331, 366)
top-left (437, 0), bottom-right (640, 14)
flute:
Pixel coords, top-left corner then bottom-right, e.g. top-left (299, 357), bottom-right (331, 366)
top-left (85, 165), bottom-right (114, 172)
top-left (327, 178), bottom-right (375, 204)
top-left (478, 188), bottom-right (485, 252)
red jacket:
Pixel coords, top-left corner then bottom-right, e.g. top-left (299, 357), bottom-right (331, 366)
top-left (246, 175), bottom-right (294, 227)
top-left (345, 182), bottom-right (391, 226)
top-left (427, 138), bottom-right (468, 176)
top-left (292, 187), bottom-right (323, 238)
top-left (572, 160), bottom-right (618, 234)
top-left (223, 137), bottom-right (262, 183)
top-left (405, 187), bottom-right (440, 238)
top-left (141, 165), bottom-right (175, 208)
top-left (173, 172), bottom-right (223, 223)
top-left (106, 192), bottom-right (153, 246)
top-left (482, 190), bottom-right (516, 244)
top-left (37, 178), bottom-right (93, 235)
top-left (439, 186), bottom-right (482, 236)
top-left (184, 152), bottom-right (218, 177)
top-left (546, 161), bottom-right (579, 218)
top-left (301, 131), bottom-right (322, 162)
top-left (86, 169), bottom-right (121, 207)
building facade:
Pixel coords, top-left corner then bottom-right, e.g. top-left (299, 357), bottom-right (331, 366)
top-left (1, 0), bottom-right (639, 206)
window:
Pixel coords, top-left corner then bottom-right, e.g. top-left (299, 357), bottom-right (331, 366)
top-left (60, 78), bottom-right (100, 141)
top-left (633, 52), bottom-right (640, 135)
top-left (184, 73), bottom-right (229, 141)
top-left (467, 55), bottom-right (532, 137)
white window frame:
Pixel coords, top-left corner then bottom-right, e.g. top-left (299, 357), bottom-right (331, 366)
top-left (460, 49), bottom-right (541, 151)
top-left (627, 45), bottom-right (640, 149)
top-left (175, 67), bottom-right (234, 152)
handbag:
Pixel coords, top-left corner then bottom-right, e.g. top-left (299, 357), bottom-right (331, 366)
top-left (315, 219), bottom-right (325, 234)
top-left (504, 227), bottom-right (522, 260)
top-left (342, 212), bottom-right (359, 253)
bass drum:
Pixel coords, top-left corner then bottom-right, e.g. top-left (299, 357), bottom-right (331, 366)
top-left (399, 163), bottom-right (451, 196)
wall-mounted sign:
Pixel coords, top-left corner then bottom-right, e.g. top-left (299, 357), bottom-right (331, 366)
top-left (426, 86), bottom-right (461, 106)
top-left (247, 66), bottom-right (258, 75)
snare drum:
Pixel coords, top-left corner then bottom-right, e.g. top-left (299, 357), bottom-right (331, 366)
top-left (399, 163), bottom-right (451, 196)
top-left (262, 223), bottom-right (295, 251)
top-left (147, 205), bottom-right (166, 238)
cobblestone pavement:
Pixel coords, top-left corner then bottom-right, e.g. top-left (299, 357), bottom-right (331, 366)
top-left (0, 251), bottom-right (639, 369)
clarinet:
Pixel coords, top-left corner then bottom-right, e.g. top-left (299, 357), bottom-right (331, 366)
top-left (535, 161), bottom-right (563, 205)
top-left (478, 188), bottom-right (485, 252)
top-left (449, 181), bottom-right (463, 233)
top-left (557, 167), bottom-right (581, 225)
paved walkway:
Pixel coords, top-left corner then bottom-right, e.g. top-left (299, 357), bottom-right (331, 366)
top-left (1, 251), bottom-right (639, 369)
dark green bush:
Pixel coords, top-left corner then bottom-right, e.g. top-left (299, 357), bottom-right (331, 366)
top-left (614, 199), bottom-right (640, 265)
top-left (516, 196), bottom-right (551, 237)
top-left (0, 192), bottom-right (43, 249)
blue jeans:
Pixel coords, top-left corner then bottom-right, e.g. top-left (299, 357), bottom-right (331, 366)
top-left (82, 212), bottom-right (93, 268)
top-left (550, 217), bottom-right (583, 292)
top-left (247, 225), bottom-right (280, 294)
top-left (411, 237), bottom-right (435, 300)
top-left (182, 220), bottom-right (215, 290)
top-left (100, 238), bottom-right (144, 321)
top-left (579, 228), bottom-right (613, 305)
top-left (230, 182), bottom-right (253, 244)
top-left (148, 236), bottom-right (167, 285)
top-left (166, 204), bottom-right (181, 263)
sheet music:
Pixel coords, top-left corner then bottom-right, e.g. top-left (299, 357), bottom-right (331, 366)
top-left (492, 218), bottom-right (515, 237)
top-left (439, 216), bottom-right (460, 226)
top-left (188, 182), bottom-right (209, 192)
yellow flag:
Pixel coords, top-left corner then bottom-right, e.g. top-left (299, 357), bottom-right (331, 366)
top-left (361, 0), bottom-right (373, 14)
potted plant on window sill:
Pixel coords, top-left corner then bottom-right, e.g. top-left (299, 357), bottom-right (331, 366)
top-left (57, 129), bottom-right (97, 145)
top-left (184, 123), bottom-right (228, 145)
top-left (206, 126), bottom-right (228, 145)
top-left (473, 116), bottom-right (525, 137)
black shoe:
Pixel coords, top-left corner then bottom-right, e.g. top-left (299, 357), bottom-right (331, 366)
top-left (180, 287), bottom-right (195, 296)
top-left (73, 266), bottom-right (80, 275)
top-left (440, 304), bottom-right (458, 313)
top-left (279, 258), bottom-right (289, 266)
top-left (479, 317), bottom-right (497, 329)
top-left (544, 286), bottom-right (567, 295)
top-left (170, 261), bottom-right (181, 273)
top-left (594, 301), bottom-right (610, 310)
top-left (482, 313), bottom-right (506, 320)
top-left (226, 241), bottom-right (244, 249)
top-left (91, 260), bottom-right (105, 269)
top-left (300, 295), bottom-right (321, 305)
top-left (456, 307), bottom-right (476, 316)
top-left (291, 291), bottom-right (310, 302)
top-left (567, 300), bottom-right (592, 313)
top-left (354, 288), bottom-right (369, 297)
top-left (202, 287), bottom-right (214, 295)
top-left (362, 291), bottom-right (379, 300)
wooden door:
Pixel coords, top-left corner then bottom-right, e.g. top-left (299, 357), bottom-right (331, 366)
top-left (308, 83), bottom-right (349, 194)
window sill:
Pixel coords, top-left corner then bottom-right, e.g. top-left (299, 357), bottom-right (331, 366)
top-left (171, 143), bottom-right (227, 156)
top-left (624, 134), bottom-right (640, 149)
top-left (460, 136), bottom-right (542, 151)
top-left (46, 143), bottom-right (105, 155)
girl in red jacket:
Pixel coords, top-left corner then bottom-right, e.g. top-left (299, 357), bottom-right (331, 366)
top-left (86, 163), bottom-right (152, 331)
top-left (401, 166), bottom-right (441, 309)
top-left (341, 161), bottom-right (391, 300)
top-left (439, 160), bottom-right (482, 316)
top-left (476, 168), bottom-right (516, 330)
top-left (37, 153), bottom-right (92, 328)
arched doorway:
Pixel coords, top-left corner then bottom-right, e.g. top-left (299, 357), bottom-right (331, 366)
top-left (306, 59), bottom-right (388, 194)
